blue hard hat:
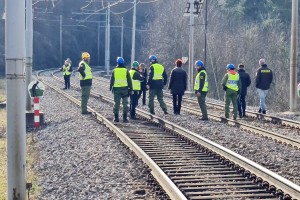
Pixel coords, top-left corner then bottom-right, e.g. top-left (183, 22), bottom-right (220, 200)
top-left (149, 55), bottom-right (157, 62)
top-left (226, 64), bottom-right (235, 70)
top-left (195, 60), bottom-right (204, 67)
top-left (117, 57), bottom-right (125, 64)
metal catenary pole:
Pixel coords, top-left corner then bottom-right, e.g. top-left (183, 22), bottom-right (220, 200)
top-left (121, 17), bottom-right (124, 58)
top-left (131, 0), bottom-right (137, 64)
top-left (25, 0), bottom-right (33, 111)
top-left (105, 5), bottom-right (111, 75)
top-left (290, 0), bottom-right (298, 112)
top-left (188, 0), bottom-right (195, 92)
top-left (60, 15), bottom-right (62, 64)
top-left (6, 0), bottom-right (26, 198)
top-left (97, 21), bottom-right (101, 65)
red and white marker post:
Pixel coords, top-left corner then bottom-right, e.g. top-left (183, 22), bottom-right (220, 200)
top-left (33, 97), bottom-right (40, 128)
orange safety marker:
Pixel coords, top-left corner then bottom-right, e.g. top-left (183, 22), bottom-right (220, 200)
top-left (33, 97), bottom-right (40, 128)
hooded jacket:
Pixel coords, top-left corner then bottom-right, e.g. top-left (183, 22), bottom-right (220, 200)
top-left (255, 64), bottom-right (273, 90)
top-left (237, 68), bottom-right (251, 96)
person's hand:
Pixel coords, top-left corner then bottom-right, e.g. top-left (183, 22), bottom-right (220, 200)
top-left (197, 92), bottom-right (201, 97)
top-left (222, 85), bottom-right (227, 91)
top-left (146, 85), bottom-right (150, 90)
top-left (130, 91), bottom-right (134, 95)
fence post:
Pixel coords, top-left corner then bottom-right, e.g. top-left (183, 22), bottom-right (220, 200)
top-left (33, 97), bottom-right (40, 128)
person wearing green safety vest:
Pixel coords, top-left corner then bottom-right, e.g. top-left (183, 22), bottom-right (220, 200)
top-left (194, 60), bottom-right (208, 120)
top-left (60, 58), bottom-right (72, 89)
top-left (78, 52), bottom-right (93, 115)
top-left (129, 61), bottom-right (144, 119)
top-left (146, 55), bottom-right (168, 115)
top-left (110, 57), bottom-right (133, 123)
top-left (221, 64), bottom-right (241, 120)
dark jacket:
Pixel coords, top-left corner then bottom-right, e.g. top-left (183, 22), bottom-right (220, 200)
top-left (168, 66), bottom-right (187, 95)
top-left (146, 61), bottom-right (167, 90)
top-left (255, 64), bottom-right (273, 90)
top-left (109, 64), bottom-right (133, 92)
top-left (139, 68), bottom-right (148, 90)
top-left (130, 68), bottom-right (144, 82)
top-left (237, 68), bottom-right (251, 96)
top-left (78, 61), bottom-right (92, 87)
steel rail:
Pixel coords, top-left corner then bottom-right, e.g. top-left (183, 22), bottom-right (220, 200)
top-left (49, 71), bottom-right (300, 199)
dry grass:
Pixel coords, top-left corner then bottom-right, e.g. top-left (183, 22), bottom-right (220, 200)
top-left (0, 78), bottom-right (5, 102)
top-left (0, 139), bottom-right (6, 200)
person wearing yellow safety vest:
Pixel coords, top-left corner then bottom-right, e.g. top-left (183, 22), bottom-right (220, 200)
top-left (78, 52), bottom-right (93, 115)
top-left (221, 64), bottom-right (241, 120)
top-left (109, 57), bottom-right (133, 123)
top-left (129, 61), bottom-right (144, 119)
top-left (60, 58), bottom-right (72, 89)
top-left (146, 55), bottom-right (168, 115)
top-left (194, 60), bottom-right (208, 120)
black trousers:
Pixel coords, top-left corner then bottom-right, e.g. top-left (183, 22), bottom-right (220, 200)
top-left (237, 94), bottom-right (246, 116)
top-left (138, 89), bottom-right (146, 105)
top-left (130, 91), bottom-right (139, 118)
top-left (64, 75), bottom-right (71, 89)
top-left (172, 94), bottom-right (183, 114)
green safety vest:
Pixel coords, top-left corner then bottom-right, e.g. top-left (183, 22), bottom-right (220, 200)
top-left (79, 61), bottom-right (92, 80)
top-left (194, 70), bottom-right (208, 92)
top-left (129, 70), bottom-right (141, 91)
top-left (226, 73), bottom-right (239, 91)
top-left (152, 63), bottom-right (164, 80)
top-left (63, 65), bottom-right (71, 76)
top-left (113, 68), bottom-right (128, 87)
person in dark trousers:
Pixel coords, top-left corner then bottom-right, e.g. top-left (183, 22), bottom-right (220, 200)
top-left (129, 61), bottom-right (144, 119)
top-left (194, 60), bottom-right (208, 120)
top-left (78, 52), bottom-right (93, 115)
top-left (255, 58), bottom-right (273, 114)
top-left (146, 55), bottom-right (168, 115)
top-left (32, 81), bottom-right (40, 97)
top-left (60, 58), bottom-right (72, 89)
top-left (221, 64), bottom-right (241, 120)
top-left (237, 64), bottom-right (251, 118)
top-left (138, 63), bottom-right (147, 105)
top-left (110, 57), bottom-right (133, 123)
top-left (168, 59), bottom-right (187, 115)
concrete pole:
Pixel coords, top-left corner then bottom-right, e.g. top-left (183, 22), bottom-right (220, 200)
top-left (188, 0), bottom-right (195, 91)
top-left (97, 21), bottom-right (100, 65)
top-left (131, 0), bottom-right (137, 64)
top-left (6, 0), bottom-right (26, 198)
top-left (121, 17), bottom-right (124, 58)
top-left (105, 5), bottom-right (111, 75)
top-left (60, 15), bottom-right (62, 64)
top-left (204, 0), bottom-right (207, 67)
top-left (105, 10), bottom-right (108, 73)
top-left (25, 0), bottom-right (33, 111)
top-left (290, 0), bottom-right (298, 112)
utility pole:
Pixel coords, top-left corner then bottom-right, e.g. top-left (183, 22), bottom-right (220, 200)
top-left (26, 0), bottom-right (33, 111)
top-left (60, 15), bottom-right (62, 64)
top-left (105, 5), bottom-right (111, 76)
top-left (6, 0), bottom-right (26, 199)
top-left (131, 0), bottom-right (137, 64)
top-left (188, 0), bottom-right (195, 92)
top-left (97, 21), bottom-right (101, 65)
top-left (290, 0), bottom-right (298, 112)
top-left (204, 0), bottom-right (207, 67)
top-left (121, 17), bottom-right (124, 58)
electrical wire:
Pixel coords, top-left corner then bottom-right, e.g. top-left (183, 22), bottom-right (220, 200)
top-left (139, 0), bottom-right (159, 3)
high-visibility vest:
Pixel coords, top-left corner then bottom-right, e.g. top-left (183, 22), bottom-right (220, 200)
top-left (194, 70), bottom-right (208, 92)
top-left (152, 63), bottom-right (164, 80)
top-left (129, 69), bottom-right (141, 91)
top-left (63, 65), bottom-right (71, 76)
top-left (113, 67), bottom-right (128, 87)
top-left (226, 73), bottom-right (239, 91)
top-left (79, 61), bottom-right (92, 80)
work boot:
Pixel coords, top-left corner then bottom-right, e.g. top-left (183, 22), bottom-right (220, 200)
top-left (82, 111), bottom-right (92, 115)
top-left (258, 108), bottom-right (261, 113)
top-left (262, 110), bottom-right (266, 114)
top-left (150, 110), bottom-right (155, 115)
top-left (163, 110), bottom-right (168, 115)
top-left (123, 114), bottom-right (129, 123)
top-left (113, 114), bottom-right (119, 123)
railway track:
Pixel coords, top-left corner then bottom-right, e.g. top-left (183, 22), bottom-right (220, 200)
top-left (36, 70), bottom-right (300, 199)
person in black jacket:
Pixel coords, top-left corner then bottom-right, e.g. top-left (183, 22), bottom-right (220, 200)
top-left (237, 64), bottom-right (251, 118)
top-left (168, 59), bottom-right (187, 115)
top-left (255, 59), bottom-right (273, 114)
top-left (138, 63), bottom-right (148, 105)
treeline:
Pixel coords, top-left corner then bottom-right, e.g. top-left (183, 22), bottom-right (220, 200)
top-left (141, 0), bottom-right (295, 112)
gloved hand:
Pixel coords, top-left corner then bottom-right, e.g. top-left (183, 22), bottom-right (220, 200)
top-left (222, 85), bottom-right (227, 91)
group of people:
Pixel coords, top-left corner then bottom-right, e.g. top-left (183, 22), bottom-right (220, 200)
top-left (74, 51), bottom-right (273, 122)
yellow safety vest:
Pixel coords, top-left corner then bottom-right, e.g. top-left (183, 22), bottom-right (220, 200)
top-left (152, 63), bottom-right (164, 80)
top-left (79, 61), bottom-right (92, 80)
top-left (194, 70), bottom-right (208, 92)
top-left (129, 70), bottom-right (141, 91)
top-left (63, 65), bottom-right (71, 76)
top-left (226, 73), bottom-right (239, 91)
top-left (114, 68), bottom-right (128, 87)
